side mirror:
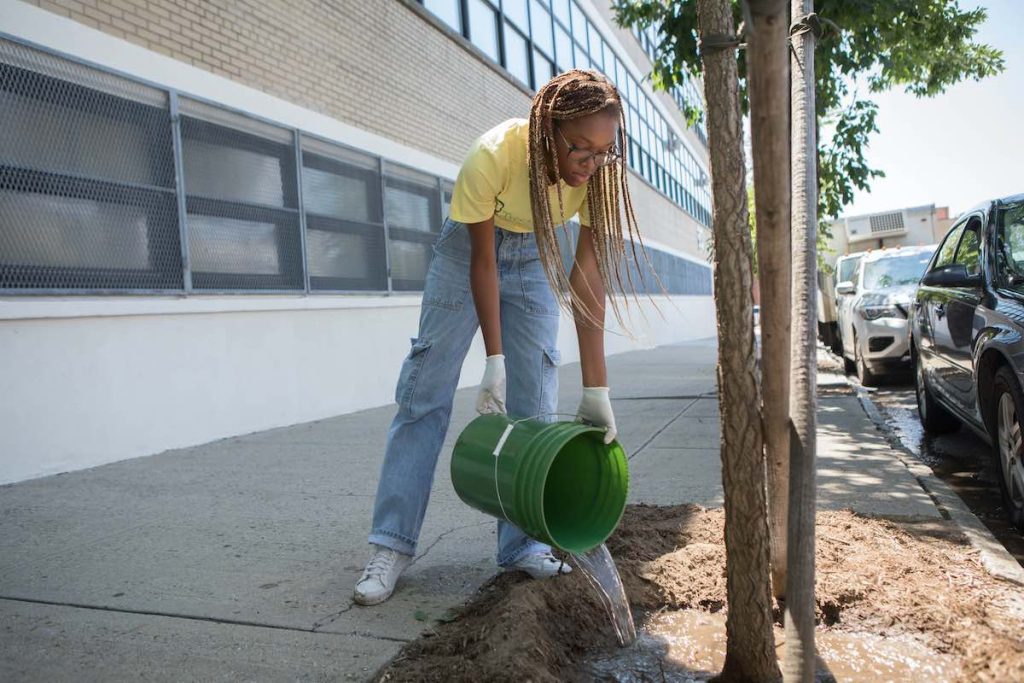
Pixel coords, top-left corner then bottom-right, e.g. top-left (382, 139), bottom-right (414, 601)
top-left (836, 281), bottom-right (856, 295)
top-left (921, 264), bottom-right (982, 288)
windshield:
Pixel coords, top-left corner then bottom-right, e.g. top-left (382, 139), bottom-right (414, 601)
top-left (837, 256), bottom-right (861, 284)
top-left (998, 203), bottom-right (1024, 287)
top-left (862, 252), bottom-right (933, 291)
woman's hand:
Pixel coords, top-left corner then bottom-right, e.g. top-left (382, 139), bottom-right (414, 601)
top-left (477, 354), bottom-right (507, 414)
top-left (576, 386), bottom-right (617, 444)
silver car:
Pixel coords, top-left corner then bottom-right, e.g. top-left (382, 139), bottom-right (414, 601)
top-left (836, 245), bottom-right (936, 385)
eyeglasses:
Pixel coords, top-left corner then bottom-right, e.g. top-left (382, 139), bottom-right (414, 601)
top-left (557, 128), bottom-right (620, 168)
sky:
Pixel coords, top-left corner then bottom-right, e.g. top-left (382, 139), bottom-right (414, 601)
top-left (842, 0), bottom-right (1023, 220)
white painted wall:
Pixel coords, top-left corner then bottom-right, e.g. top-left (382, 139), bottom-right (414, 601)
top-left (0, 1), bottom-right (717, 484)
top-left (0, 294), bottom-right (714, 484)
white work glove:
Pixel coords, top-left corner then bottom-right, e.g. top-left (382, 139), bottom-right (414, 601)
top-left (576, 386), bottom-right (617, 444)
top-left (476, 354), bottom-right (507, 415)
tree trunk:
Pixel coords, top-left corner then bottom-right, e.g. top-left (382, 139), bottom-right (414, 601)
top-left (695, 1), bottom-right (780, 680)
top-left (786, 1), bottom-right (819, 681)
top-left (745, 0), bottom-right (792, 601)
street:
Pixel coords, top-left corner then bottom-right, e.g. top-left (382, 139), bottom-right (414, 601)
top-left (838, 360), bottom-right (1024, 567)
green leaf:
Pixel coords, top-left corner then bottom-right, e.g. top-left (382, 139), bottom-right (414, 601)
top-left (613, 0), bottom-right (1004, 230)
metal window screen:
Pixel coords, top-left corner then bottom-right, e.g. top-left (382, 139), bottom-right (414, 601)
top-left (179, 99), bottom-right (302, 290)
top-left (385, 163), bottom-right (441, 291)
top-left (0, 38), bottom-right (182, 291)
top-left (301, 135), bottom-right (387, 291)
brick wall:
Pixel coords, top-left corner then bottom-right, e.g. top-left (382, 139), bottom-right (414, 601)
top-left (24, 0), bottom-right (707, 260)
top-left (28, 0), bottom-right (529, 165)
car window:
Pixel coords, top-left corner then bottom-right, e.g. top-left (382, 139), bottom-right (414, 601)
top-left (996, 203), bottom-right (1024, 287)
top-left (953, 222), bottom-right (981, 276)
top-left (933, 224), bottom-right (965, 270)
top-left (837, 255), bottom-right (861, 284)
top-left (862, 252), bottom-right (934, 291)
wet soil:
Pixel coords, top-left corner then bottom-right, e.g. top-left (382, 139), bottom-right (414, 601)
top-left (374, 505), bottom-right (1024, 682)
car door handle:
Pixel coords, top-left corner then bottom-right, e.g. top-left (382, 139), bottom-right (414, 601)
top-left (934, 303), bottom-right (946, 319)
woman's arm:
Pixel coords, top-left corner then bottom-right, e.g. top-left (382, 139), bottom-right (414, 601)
top-left (570, 225), bottom-right (608, 387)
top-left (467, 217), bottom-right (502, 356)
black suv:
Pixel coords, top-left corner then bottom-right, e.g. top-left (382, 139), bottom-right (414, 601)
top-left (910, 193), bottom-right (1024, 531)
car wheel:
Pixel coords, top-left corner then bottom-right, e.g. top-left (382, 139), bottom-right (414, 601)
top-left (992, 366), bottom-right (1024, 533)
top-left (915, 354), bottom-right (959, 433)
top-left (855, 339), bottom-right (877, 387)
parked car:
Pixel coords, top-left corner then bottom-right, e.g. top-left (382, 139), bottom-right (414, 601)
top-left (836, 245), bottom-right (936, 386)
top-left (819, 251), bottom-right (865, 355)
top-left (910, 193), bottom-right (1024, 531)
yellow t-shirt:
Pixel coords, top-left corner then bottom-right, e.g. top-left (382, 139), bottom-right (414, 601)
top-left (449, 118), bottom-right (590, 233)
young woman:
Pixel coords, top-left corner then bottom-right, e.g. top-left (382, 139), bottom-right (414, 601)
top-left (354, 69), bottom-right (645, 606)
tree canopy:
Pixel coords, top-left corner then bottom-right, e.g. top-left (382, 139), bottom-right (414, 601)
top-left (613, 0), bottom-right (1004, 231)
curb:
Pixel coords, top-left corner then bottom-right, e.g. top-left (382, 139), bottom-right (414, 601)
top-left (854, 388), bottom-right (1024, 587)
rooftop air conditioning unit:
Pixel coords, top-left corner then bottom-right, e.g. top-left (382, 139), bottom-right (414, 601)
top-left (846, 210), bottom-right (907, 243)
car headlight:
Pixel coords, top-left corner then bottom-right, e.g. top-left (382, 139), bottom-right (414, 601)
top-left (858, 304), bottom-right (906, 320)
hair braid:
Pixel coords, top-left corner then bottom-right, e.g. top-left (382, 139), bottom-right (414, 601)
top-left (527, 69), bottom-right (657, 329)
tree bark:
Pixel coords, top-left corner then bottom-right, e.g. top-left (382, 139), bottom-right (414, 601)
top-left (695, 1), bottom-right (780, 680)
top-left (786, 1), bottom-right (819, 681)
top-left (745, 0), bottom-right (792, 601)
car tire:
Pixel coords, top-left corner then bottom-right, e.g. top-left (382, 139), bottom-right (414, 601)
top-left (915, 353), bottom-right (959, 434)
top-left (855, 339), bottom-right (877, 387)
top-left (829, 324), bottom-right (843, 356)
top-left (991, 366), bottom-right (1024, 533)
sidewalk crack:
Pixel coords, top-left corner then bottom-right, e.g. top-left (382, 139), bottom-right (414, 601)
top-left (628, 398), bottom-right (701, 459)
top-left (414, 521), bottom-right (492, 563)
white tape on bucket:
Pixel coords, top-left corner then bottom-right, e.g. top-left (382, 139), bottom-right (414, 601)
top-left (492, 423), bottom-right (515, 522)
top-left (492, 424), bottom-right (515, 458)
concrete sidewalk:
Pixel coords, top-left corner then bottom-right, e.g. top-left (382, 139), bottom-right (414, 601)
top-left (0, 338), bottom-right (976, 681)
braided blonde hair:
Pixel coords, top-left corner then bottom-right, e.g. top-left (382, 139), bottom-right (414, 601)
top-left (528, 69), bottom-right (648, 328)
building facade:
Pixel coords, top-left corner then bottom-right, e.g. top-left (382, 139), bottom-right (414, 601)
top-left (0, 0), bottom-right (715, 484)
top-left (825, 204), bottom-right (956, 267)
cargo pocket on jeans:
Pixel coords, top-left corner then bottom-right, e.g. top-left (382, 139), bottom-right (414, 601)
top-left (540, 347), bottom-right (561, 410)
top-left (396, 338), bottom-right (433, 411)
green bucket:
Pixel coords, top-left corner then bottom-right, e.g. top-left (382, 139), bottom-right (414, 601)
top-left (451, 414), bottom-right (629, 554)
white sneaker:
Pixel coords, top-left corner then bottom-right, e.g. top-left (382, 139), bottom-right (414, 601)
top-left (506, 552), bottom-right (572, 579)
top-left (353, 545), bottom-right (413, 606)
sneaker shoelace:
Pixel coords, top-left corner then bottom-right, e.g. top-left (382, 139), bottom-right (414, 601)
top-left (364, 551), bottom-right (396, 580)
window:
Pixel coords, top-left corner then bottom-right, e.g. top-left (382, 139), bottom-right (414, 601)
top-left (933, 224), bottom-right (965, 270)
top-left (0, 42), bottom-right (181, 291)
top-left (424, 0), bottom-right (461, 31)
top-left (442, 180), bottom-right (455, 219)
top-left (504, 25), bottom-right (530, 85)
top-left (385, 164), bottom-right (441, 291)
top-left (467, 0), bottom-right (500, 61)
top-left (997, 203), bottom-right (1024, 287)
top-left (301, 136), bottom-right (387, 291)
top-left (530, 0), bottom-right (553, 56)
top-left (587, 22), bottom-right (603, 70)
top-left (570, 1), bottom-right (587, 41)
top-left (532, 49), bottom-right (554, 88)
top-left (554, 23), bottom-right (572, 71)
top-left (552, 0), bottom-right (571, 26)
top-left (504, 0), bottom-right (529, 31)
top-left (179, 99), bottom-right (302, 290)
top-left (863, 252), bottom-right (935, 291)
top-left (573, 41), bottom-right (589, 69)
top-left (954, 222), bottom-right (981, 277)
